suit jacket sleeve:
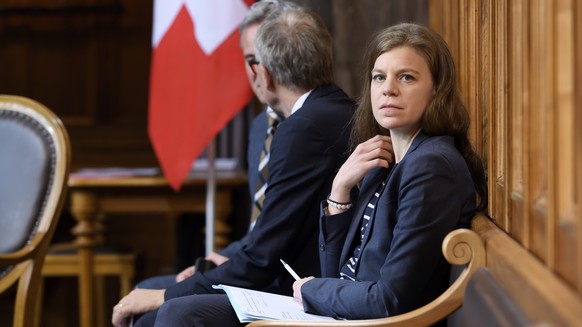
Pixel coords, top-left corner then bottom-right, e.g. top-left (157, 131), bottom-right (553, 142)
top-left (318, 201), bottom-right (351, 278)
top-left (217, 235), bottom-right (247, 258)
top-left (301, 149), bottom-right (476, 319)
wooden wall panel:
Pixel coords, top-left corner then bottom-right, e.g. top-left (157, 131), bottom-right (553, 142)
top-left (298, 0), bottom-right (429, 99)
top-left (576, 0), bottom-right (582, 293)
top-left (525, 0), bottom-right (550, 264)
top-left (478, 0), bottom-right (491, 161)
top-left (492, 0), bottom-right (509, 230)
top-left (0, 0), bottom-right (156, 169)
top-left (461, 0), bottom-right (482, 153)
top-left (554, 0), bottom-right (577, 285)
top-left (508, 0), bottom-right (528, 244)
top-left (430, 0), bottom-right (582, 294)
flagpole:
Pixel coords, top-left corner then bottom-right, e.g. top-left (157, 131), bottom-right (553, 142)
top-left (205, 139), bottom-right (216, 256)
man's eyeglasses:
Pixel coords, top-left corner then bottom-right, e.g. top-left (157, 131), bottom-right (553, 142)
top-left (247, 59), bottom-right (260, 75)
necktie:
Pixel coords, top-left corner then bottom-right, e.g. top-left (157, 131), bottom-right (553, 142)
top-left (250, 111), bottom-right (281, 230)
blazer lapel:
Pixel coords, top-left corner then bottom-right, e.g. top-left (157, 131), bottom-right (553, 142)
top-left (404, 131), bottom-right (429, 157)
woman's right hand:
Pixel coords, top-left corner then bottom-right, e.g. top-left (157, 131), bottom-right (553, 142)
top-left (292, 276), bottom-right (315, 304)
top-left (329, 135), bottom-right (393, 212)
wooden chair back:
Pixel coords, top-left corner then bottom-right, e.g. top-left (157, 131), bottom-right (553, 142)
top-left (0, 95), bottom-right (71, 327)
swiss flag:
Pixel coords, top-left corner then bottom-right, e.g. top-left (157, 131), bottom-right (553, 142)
top-left (149, 0), bottom-right (254, 190)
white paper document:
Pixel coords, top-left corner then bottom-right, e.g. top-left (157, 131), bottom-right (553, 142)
top-left (213, 284), bottom-right (337, 323)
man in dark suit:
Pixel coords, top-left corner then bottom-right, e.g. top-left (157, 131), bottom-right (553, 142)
top-left (124, 1), bottom-right (282, 292)
top-left (112, 2), bottom-right (356, 326)
top-left (172, 0), bottom-right (285, 280)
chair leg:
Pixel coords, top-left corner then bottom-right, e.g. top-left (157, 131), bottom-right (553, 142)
top-left (34, 276), bottom-right (45, 327)
top-left (120, 269), bottom-right (134, 298)
top-left (95, 276), bottom-right (106, 327)
top-left (38, 253), bottom-right (136, 326)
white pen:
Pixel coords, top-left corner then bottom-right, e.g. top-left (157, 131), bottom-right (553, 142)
top-left (280, 259), bottom-right (301, 281)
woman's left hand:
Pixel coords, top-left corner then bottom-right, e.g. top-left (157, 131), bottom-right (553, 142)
top-left (292, 276), bottom-right (315, 303)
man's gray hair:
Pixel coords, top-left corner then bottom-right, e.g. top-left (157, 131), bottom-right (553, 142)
top-left (239, 0), bottom-right (285, 37)
top-left (254, 3), bottom-right (334, 92)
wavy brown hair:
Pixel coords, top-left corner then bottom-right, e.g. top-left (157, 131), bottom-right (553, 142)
top-left (352, 23), bottom-right (487, 211)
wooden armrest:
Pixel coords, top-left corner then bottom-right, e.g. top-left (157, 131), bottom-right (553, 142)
top-left (248, 227), bottom-right (485, 327)
top-left (0, 232), bottom-right (47, 265)
top-left (0, 263), bottom-right (29, 293)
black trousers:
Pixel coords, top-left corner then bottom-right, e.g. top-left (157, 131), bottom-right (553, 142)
top-left (132, 275), bottom-right (244, 327)
top-left (150, 294), bottom-right (244, 327)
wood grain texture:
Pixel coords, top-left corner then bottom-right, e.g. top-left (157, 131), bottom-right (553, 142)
top-left (430, 0), bottom-right (582, 296)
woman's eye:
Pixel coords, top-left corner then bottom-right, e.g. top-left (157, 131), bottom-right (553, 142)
top-left (372, 74), bottom-right (385, 82)
top-left (400, 74), bottom-right (414, 81)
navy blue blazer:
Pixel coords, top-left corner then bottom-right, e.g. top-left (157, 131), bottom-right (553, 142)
top-left (165, 84), bottom-right (356, 299)
top-left (301, 132), bottom-right (476, 319)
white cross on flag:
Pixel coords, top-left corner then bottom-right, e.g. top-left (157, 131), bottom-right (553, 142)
top-left (149, 0), bottom-right (253, 190)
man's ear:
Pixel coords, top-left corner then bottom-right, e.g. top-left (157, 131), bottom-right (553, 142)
top-left (258, 65), bottom-right (276, 92)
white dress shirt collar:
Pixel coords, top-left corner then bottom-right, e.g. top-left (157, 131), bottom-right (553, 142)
top-left (290, 90), bottom-right (313, 116)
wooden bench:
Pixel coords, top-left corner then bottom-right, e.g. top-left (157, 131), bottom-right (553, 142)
top-left (462, 214), bottom-right (582, 326)
top-left (248, 214), bottom-right (582, 327)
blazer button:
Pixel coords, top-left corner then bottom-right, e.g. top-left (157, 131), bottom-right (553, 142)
top-left (319, 244), bottom-right (325, 251)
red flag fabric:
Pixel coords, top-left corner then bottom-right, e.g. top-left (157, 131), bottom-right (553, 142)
top-left (149, 0), bottom-right (254, 190)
